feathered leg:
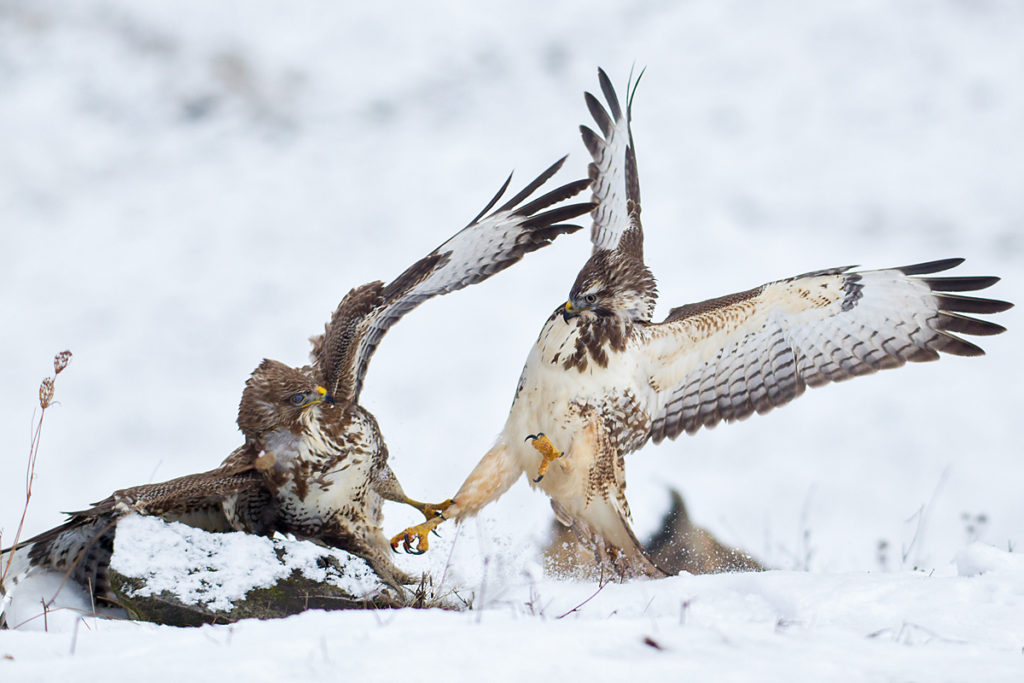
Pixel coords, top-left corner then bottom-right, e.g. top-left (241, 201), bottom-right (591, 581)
top-left (373, 465), bottom-right (454, 524)
top-left (390, 443), bottom-right (522, 554)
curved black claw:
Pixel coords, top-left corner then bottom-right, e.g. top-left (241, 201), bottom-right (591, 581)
top-left (403, 534), bottom-right (426, 556)
top-left (431, 528), bottom-right (441, 538)
top-left (524, 432), bottom-right (546, 443)
top-left (533, 474), bottom-right (545, 483)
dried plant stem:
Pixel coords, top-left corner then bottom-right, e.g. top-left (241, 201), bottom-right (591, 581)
top-left (1, 351), bottom-right (72, 592)
top-left (2, 407), bottom-right (46, 580)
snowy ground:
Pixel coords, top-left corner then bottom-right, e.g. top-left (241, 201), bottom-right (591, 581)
top-left (2, 0), bottom-right (1023, 680)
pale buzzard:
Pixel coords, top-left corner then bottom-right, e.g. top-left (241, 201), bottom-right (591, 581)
top-left (392, 69), bottom-right (1013, 578)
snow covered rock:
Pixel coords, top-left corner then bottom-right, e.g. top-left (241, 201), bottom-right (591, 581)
top-left (107, 516), bottom-right (416, 626)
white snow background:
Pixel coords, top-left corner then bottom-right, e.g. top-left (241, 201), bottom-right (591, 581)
top-left (2, 0), bottom-right (1023, 680)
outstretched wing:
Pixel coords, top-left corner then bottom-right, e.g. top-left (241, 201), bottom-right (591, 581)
top-left (3, 454), bottom-right (269, 602)
top-left (317, 157), bottom-right (593, 402)
top-left (6, 450), bottom-right (266, 555)
top-left (642, 258), bottom-right (1012, 443)
top-left (581, 67), bottom-right (643, 253)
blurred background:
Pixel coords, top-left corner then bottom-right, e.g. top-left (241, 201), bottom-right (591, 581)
top-left (2, 0), bottom-right (1021, 584)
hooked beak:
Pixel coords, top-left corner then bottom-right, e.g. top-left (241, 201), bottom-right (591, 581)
top-left (561, 300), bottom-right (576, 323)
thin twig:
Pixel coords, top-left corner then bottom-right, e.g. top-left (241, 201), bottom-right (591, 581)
top-left (901, 467), bottom-right (950, 567)
top-left (556, 568), bottom-right (610, 619)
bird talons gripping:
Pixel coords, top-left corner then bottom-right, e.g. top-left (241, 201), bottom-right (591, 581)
top-left (390, 517), bottom-right (444, 555)
top-left (420, 498), bottom-right (455, 522)
top-left (526, 432), bottom-right (563, 483)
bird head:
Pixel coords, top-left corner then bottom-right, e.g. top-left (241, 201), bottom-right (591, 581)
top-left (562, 248), bottom-right (657, 323)
top-left (238, 359), bottom-right (335, 437)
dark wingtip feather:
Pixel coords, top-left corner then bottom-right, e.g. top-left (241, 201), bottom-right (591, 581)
top-left (495, 155), bottom-right (569, 214)
top-left (585, 92), bottom-right (613, 137)
top-left (468, 172), bottom-right (514, 225)
top-left (923, 275), bottom-right (1001, 292)
top-left (904, 346), bottom-right (941, 363)
top-left (519, 202), bottom-right (595, 230)
top-left (936, 293), bottom-right (1014, 315)
top-left (580, 125), bottom-right (604, 159)
top-left (899, 258), bottom-right (965, 276)
top-left (930, 332), bottom-right (986, 357)
top-left (502, 222), bottom-right (584, 259)
top-left (528, 223), bottom-right (585, 244)
top-left (514, 178), bottom-right (591, 217)
top-left (936, 312), bottom-right (1007, 336)
top-left (597, 67), bottom-right (622, 122)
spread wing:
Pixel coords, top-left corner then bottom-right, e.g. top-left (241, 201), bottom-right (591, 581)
top-left (5, 448), bottom-right (265, 554)
top-left (316, 157), bottom-right (593, 402)
top-left (581, 67), bottom-right (643, 253)
top-left (642, 258), bottom-right (1012, 443)
top-left (2, 452), bottom-right (268, 604)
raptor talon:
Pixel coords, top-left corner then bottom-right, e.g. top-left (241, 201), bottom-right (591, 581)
top-left (390, 516), bottom-right (444, 555)
top-left (403, 497), bottom-right (454, 522)
top-left (526, 432), bottom-right (562, 483)
top-left (421, 498), bottom-right (455, 521)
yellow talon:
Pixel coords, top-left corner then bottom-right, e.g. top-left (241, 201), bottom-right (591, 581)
top-left (526, 433), bottom-right (562, 482)
top-left (419, 498), bottom-right (454, 521)
top-left (390, 517), bottom-right (444, 555)
top-left (400, 496), bottom-right (454, 522)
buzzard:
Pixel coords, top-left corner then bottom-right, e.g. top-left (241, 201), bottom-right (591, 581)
top-left (2, 158), bottom-right (592, 601)
top-left (392, 69), bottom-right (1013, 578)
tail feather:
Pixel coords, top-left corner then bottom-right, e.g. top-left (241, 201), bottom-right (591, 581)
top-left (544, 489), bottom-right (763, 577)
top-left (549, 499), bottom-right (666, 580)
top-left (25, 515), bottom-right (118, 604)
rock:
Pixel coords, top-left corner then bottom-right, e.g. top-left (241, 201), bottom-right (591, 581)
top-left (107, 516), bottom-right (426, 626)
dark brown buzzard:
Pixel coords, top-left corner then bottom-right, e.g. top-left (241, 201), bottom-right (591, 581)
top-left (2, 158), bottom-right (592, 602)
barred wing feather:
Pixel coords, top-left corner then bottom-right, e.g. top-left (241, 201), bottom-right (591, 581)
top-left (581, 67), bottom-right (643, 253)
top-left (644, 258), bottom-right (1011, 443)
top-left (317, 157), bottom-right (592, 402)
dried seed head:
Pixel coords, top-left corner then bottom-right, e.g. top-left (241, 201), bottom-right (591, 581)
top-left (39, 377), bottom-right (55, 409)
top-left (54, 350), bottom-right (72, 375)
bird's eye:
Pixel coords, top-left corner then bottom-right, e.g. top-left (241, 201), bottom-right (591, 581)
top-left (584, 294), bottom-right (597, 304)
top-left (289, 393), bottom-right (306, 406)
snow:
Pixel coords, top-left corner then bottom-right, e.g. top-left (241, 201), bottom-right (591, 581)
top-left (108, 515), bottom-right (385, 612)
top-left (2, 0), bottom-right (1023, 680)
top-left (3, 563), bottom-right (1024, 681)
top-left (956, 542), bottom-right (1024, 578)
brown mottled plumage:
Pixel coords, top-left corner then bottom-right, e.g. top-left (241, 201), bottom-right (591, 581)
top-left (3, 158), bottom-right (593, 602)
top-left (393, 67), bottom-right (1012, 579)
